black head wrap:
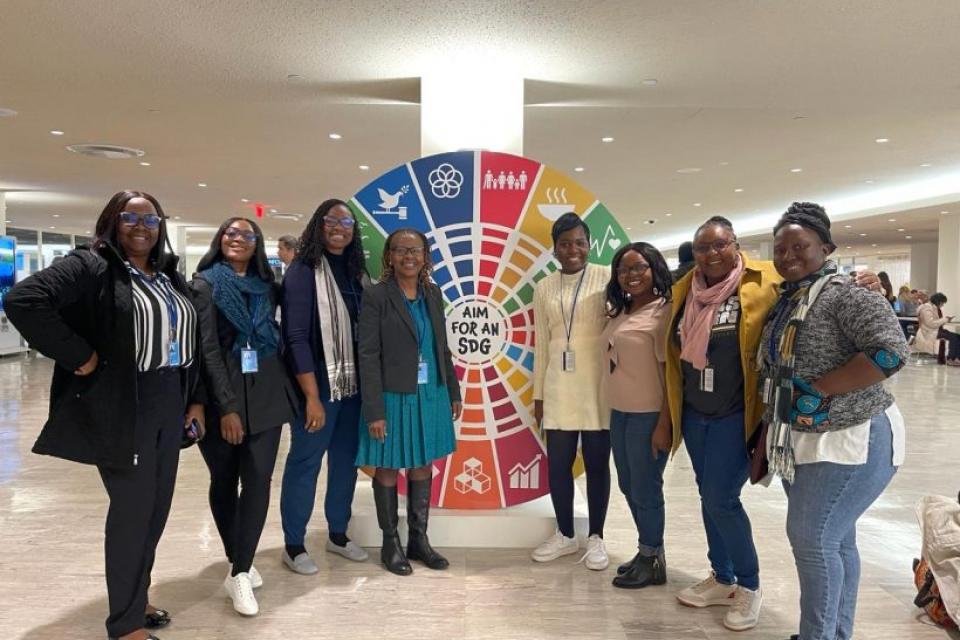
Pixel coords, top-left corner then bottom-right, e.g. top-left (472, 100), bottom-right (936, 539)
top-left (774, 201), bottom-right (834, 249)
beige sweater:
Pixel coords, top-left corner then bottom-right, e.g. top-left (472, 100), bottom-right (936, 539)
top-left (533, 263), bottom-right (609, 430)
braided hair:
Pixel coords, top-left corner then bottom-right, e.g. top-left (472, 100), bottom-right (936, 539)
top-left (297, 198), bottom-right (368, 281)
top-left (605, 242), bottom-right (673, 318)
top-left (774, 202), bottom-right (835, 250)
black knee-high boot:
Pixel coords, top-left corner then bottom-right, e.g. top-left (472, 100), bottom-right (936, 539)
top-left (373, 478), bottom-right (412, 576)
top-left (405, 478), bottom-right (449, 570)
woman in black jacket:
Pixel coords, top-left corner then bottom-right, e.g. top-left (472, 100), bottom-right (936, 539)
top-left (192, 217), bottom-right (298, 616)
top-left (4, 190), bottom-right (203, 640)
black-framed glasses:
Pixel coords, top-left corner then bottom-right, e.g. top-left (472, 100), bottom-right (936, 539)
top-left (223, 227), bottom-right (258, 244)
top-left (119, 211), bottom-right (162, 229)
top-left (390, 246), bottom-right (425, 257)
top-left (617, 263), bottom-right (650, 277)
top-left (323, 215), bottom-right (356, 229)
top-left (692, 239), bottom-right (736, 255)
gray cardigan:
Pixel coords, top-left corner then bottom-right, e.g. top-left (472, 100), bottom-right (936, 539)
top-left (357, 280), bottom-right (461, 423)
top-left (760, 277), bottom-right (909, 432)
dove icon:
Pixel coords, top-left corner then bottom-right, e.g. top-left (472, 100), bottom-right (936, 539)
top-left (373, 184), bottom-right (410, 220)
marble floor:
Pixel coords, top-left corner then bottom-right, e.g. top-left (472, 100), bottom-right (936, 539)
top-left (0, 355), bottom-right (957, 640)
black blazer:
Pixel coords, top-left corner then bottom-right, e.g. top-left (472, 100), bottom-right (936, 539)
top-left (191, 276), bottom-right (298, 434)
top-left (358, 280), bottom-right (461, 423)
top-left (4, 244), bottom-right (201, 470)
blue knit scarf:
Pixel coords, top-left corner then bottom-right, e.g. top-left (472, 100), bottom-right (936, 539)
top-left (199, 261), bottom-right (279, 357)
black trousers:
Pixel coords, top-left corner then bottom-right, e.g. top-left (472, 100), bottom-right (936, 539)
top-left (97, 368), bottom-right (183, 638)
top-left (199, 408), bottom-right (281, 575)
top-left (546, 430), bottom-right (611, 538)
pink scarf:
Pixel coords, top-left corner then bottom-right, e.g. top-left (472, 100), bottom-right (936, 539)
top-left (680, 255), bottom-right (745, 371)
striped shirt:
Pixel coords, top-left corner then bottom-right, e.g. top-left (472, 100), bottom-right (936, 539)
top-left (127, 263), bottom-right (197, 371)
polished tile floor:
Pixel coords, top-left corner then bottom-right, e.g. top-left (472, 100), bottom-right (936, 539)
top-left (1, 355), bottom-right (957, 639)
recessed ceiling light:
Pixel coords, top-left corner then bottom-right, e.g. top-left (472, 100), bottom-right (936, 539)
top-left (139, 161), bottom-right (151, 166)
top-left (197, 182), bottom-right (207, 188)
top-left (941, 210), bottom-right (950, 215)
top-left (859, 233), bottom-right (868, 236)
top-left (844, 225), bottom-right (852, 228)
top-left (846, 246), bottom-right (852, 249)
top-left (601, 136), bottom-right (614, 143)
top-left (920, 163), bottom-right (933, 167)
top-left (906, 235), bottom-right (913, 239)
top-left (734, 188), bottom-right (744, 193)
top-left (693, 203), bottom-right (702, 207)
top-left (574, 167), bottom-right (584, 172)
top-left (270, 208), bottom-right (278, 213)
top-left (240, 198), bottom-right (249, 203)
top-left (625, 226), bottom-right (632, 230)
top-left (718, 161), bottom-right (730, 166)
top-left (897, 228), bottom-right (905, 232)
top-left (676, 167), bottom-right (701, 174)
top-left (872, 243), bottom-right (878, 247)
top-left (642, 79), bottom-right (658, 86)
top-left (52, 214), bottom-right (60, 218)
top-left (173, 215), bottom-right (181, 220)
top-left (665, 213), bottom-right (672, 217)
top-left (50, 130), bottom-right (65, 136)
top-left (328, 133), bottom-right (342, 140)
top-left (888, 218), bottom-right (896, 222)
top-left (864, 179), bottom-right (876, 184)
top-left (0, 107), bottom-right (17, 117)
top-left (48, 226), bottom-right (56, 229)
top-left (790, 168), bottom-right (803, 173)
top-left (875, 137), bottom-right (890, 143)
top-left (359, 164), bottom-right (370, 171)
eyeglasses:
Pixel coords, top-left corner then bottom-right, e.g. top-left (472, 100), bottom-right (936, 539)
top-left (616, 263), bottom-right (650, 276)
top-left (692, 239), bottom-right (736, 255)
top-left (390, 246), bottom-right (425, 257)
top-left (323, 215), bottom-right (356, 229)
top-left (223, 227), bottom-right (258, 244)
top-left (119, 211), bottom-right (162, 229)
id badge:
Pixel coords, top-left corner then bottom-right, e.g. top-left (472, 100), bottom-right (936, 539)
top-left (168, 341), bottom-right (181, 367)
top-left (561, 350), bottom-right (576, 372)
top-left (700, 366), bottom-right (714, 393)
top-left (762, 378), bottom-right (773, 404)
top-left (417, 358), bottom-right (429, 385)
top-left (241, 347), bottom-right (259, 374)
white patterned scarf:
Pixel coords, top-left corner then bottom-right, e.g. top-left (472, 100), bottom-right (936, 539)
top-left (314, 256), bottom-right (358, 400)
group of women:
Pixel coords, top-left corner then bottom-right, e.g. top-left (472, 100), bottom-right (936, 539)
top-left (6, 190), bottom-right (907, 640)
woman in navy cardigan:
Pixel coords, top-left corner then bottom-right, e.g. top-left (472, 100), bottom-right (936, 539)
top-left (279, 199), bottom-right (371, 573)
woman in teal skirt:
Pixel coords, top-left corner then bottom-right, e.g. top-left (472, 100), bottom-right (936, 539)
top-left (356, 228), bottom-right (462, 575)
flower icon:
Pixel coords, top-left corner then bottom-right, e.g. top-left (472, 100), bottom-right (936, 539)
top-left (428, 163), bottom-right (464, 199)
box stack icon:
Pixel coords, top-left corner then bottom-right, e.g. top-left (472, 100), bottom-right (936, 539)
top-left (454, 457), bottom-right (492, 495)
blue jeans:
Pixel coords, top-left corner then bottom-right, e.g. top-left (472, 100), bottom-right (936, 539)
top-left (610, 410), bottom-right (668, 556)
top-left (682, 407), bottom-right (760, 590)
top-left (280, 391), bottom-right (361, 545)
top-left (784, 412), bottom-right (897, 640)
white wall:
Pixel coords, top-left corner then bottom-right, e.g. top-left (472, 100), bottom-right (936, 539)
top-left (937, 214), bottom-right (960, 316)
top-left (909, 241), bottom-right (938, 293)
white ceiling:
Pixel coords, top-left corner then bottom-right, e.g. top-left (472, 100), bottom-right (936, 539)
top-left (2, 0), bottom-right (960, 246)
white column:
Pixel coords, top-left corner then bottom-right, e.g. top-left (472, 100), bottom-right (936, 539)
top-left (757, 240), bottom-right (773, 260)
top-left (936, 215), bottom-right (960, 315)
top-left (909, 241), bottom-right (938, 293)
top-left (420, 74), bottom-right (523, 156)
top-left (0, 193), bottom-right (6, 235)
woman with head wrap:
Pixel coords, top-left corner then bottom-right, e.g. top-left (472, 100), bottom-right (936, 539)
top-left (758, 202), bottom-right (908, 640)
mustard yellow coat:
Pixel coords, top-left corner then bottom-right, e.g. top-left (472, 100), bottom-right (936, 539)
top-left (665, 253), bottom-right (781, 453)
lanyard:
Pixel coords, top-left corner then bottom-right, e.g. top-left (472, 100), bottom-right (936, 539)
top-left (248, 295), bottom-right (262, 349)
top-left (404, 295), bottom-right (427, 353)
top-left (559, 268), bottom-right (587, 349)
top-left (130, 265), bottom-right (178, 340)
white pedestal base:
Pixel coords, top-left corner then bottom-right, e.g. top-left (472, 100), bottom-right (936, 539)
top-left (347, 477), bottom-right (588, 548)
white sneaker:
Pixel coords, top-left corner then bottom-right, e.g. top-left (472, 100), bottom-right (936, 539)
top-left (723, 585), bottom-right (762, 631)
top-left (676, 572), bottom-right (738, 607)
top-left (227, 565), bottom-right (263, 589)
top-left (325, 539), bottom-right (369, 562)
top-left (531, 531), bottom-right (579, 562)
top-left (224, 572), bottom-right (259, 616)
top-left (578, 534), bottom-right (609, 571)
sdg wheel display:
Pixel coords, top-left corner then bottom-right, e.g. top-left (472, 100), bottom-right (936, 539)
top-left (350, 150), bottom-right (628, 509)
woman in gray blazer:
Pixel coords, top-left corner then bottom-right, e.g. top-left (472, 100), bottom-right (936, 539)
top-left (357, 227), bottom-right (462, 575)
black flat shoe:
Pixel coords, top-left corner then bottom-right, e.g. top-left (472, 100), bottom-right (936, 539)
top-left (617, 552), bottom-right (640, 575)
top-left (612, 553), bottom-right (667, 589)
top-left (144, 608), bottom-right (170, 629)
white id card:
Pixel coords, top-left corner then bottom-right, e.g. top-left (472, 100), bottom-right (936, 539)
top-left (561, 350), bottom-right (576, 372)
top-left (417, 358), bottom-right (429, 385)
top-left (701, 366), bottom-right (714, 393)
top-left (241, 347), bottom-right (259, 374)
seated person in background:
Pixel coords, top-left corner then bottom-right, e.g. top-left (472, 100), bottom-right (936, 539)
top-left (896, 285), bottom-right (918, 317)
top-left (915, 292), bottom-right (960, 364)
